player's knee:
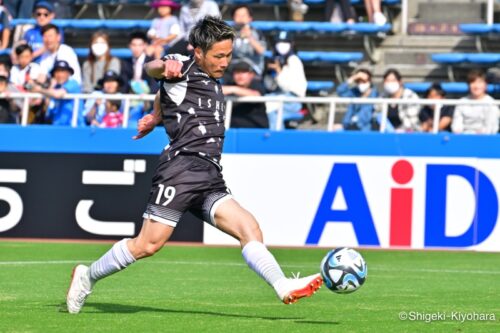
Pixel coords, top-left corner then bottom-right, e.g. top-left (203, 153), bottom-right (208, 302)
top-left (240, 219), bottom-right (263, 243)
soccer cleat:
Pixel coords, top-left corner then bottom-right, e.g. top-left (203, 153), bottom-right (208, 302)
top-left (274, 273), bottom-right (323, 304)
top-left (66, 265), bottom-right (93, 314)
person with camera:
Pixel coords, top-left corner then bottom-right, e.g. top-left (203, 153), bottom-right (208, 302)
top-left (31, 60), bottom-right (82, 126)
top-left (231, 5), bottom-right (266, 76)
top-left (264, 31), bottom-right (307, 130)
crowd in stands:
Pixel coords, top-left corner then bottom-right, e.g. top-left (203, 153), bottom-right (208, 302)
top-left (0, 0), bottom-right (497, 134)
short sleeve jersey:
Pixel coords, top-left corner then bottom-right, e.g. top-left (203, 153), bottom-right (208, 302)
top-left (159, 55), bottom-right (226, 168)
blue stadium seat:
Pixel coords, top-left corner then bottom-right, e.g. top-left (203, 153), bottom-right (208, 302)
top-left (260, 0), bottom-right (287, 4)
top-left (304, 0), bottom-right (326, 4)
top-left (350, 0), bottom-right (401, 4)
top-left (431, 53), bottom-right (500, 65)
top-left (347, 23), bottom-right (392, 34)
top-left (264, 50), bottom-right (363, 64)
top-left (277, 21), bottom-right (314, 33)
top-left (405, 82), bottom-right (500, 95)
top-left (104, 20), bottom-right (150, 30)
top-left (459, 23), bottom-right (493, 35)
top-left (307, 81), bottom-right (335, 92)
top-left (466, 53), bottom-right (500, 64)
top-left (75, 48), bottom-right (132, 58)
top-left (251, 21), bottom-right (279, 32)
top-left (309, 22), bottom-right (347, 33)
top-left (431, 53), bottom-right (467, 64)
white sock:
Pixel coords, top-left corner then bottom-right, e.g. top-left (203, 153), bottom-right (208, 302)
top-left (89, 238), bottom-right (136, 282)
top-left (242, 241), bottom-right (286, 288)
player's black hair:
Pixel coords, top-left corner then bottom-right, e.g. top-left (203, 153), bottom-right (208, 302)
top-left (15, 43), bottom-right (33, 56)
top-left (426, 82), bottom-right (446, 98)
top-left (129, 31), bottom-right (148, 43)
top-left (188, 16), bottom-right (235, 54)
top-left (41, 23), bottom-right (60, 36)
top-left (231, 4), bottom-right (253, 18)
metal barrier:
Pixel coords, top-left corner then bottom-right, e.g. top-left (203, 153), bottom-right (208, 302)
top-left (2, 92), bottom-right (499, 134)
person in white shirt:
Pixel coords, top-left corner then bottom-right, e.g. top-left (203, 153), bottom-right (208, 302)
top-left (10, 43), bottom-right (45, 89)
top-left (38, 23), bottom-right (82, 84)
top-left (264, 31), bottom-right (307, 129)
top-left (452, 70), bottom-right (499, 134)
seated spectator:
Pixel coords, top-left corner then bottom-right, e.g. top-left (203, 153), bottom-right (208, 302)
top-left (31, 60), bottom-right (82, 126)
top-left (147, 0), bottom-right (181, 59)
top-left (122, 31), bottom-right (158, 94)
top-left (452, 70), bottom-right (499, 134)
top-left (380, 68), bottom-right (420, 132)
top-left (264, 31), bottom-right (307, 130)
top-left (92, 100), bottom-right (123, 128)
top-left (23, 1), bottom-right (64, 61)
top-left (39, 24), bottom-right (81, 84)
top-left (83, 70), bottom-right (123, 126)
top-left (364, 0), bottom-right (387, 25)
top-left (0, 1), bottom-right (12, 50)
top-left (0, 72), bottom-right (20, 123)
top-left (337, 68), bottom-right (378, 131)
top-left (82, 31), bottom-right (121, 93)
top-left (10, 44), bottom-right (45, 89)
top-left (222, 59), bottom-right (268, 129)
top-left (231, 5), bottom-right (266, 76)
top-left (325, 0), bottom-right (356, 24)
top-left (171, 0), bottom-right (220, 55)
top-left (419, 83), bottom-right (454, 132)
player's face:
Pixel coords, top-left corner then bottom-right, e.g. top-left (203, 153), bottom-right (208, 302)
top-left (196, 39), bottom-right (233, 79)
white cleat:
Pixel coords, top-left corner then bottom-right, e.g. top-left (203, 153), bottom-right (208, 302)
top-left (274, 273), bottom-right (323, 304)
top-left (66, 265), bottom-right (93, 314)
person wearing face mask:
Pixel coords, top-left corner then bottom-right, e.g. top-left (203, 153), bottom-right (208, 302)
top-left (380, 68), bottom-right (420, 132)
top-left (82, 31), bottom-right (121, 93)
top-left (337, 68), bottom-right (378, 131)
top-left (264, 31), bottom-right (307, 130)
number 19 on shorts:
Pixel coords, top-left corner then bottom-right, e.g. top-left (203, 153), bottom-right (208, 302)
top-left (155, 184), bottom-right (176, 206)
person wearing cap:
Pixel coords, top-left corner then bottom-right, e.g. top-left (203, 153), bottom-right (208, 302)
top-left (231, 5), bottom-right (266, 76)
top-left (82, 70), bottom-right (123, 126)
top-left (222, 59), bottom-right (268, 128)
top-left (82, 31), bottom-right (121, 93)
top-left (31, 59), bottom-right (83, 126)
top-left (23, 1), bottom-right (64, 61)
top-left (39, 23), bottom-right (81, 84)
top-left (147, 0), bottom-right (181, 59)
top-left (264, 31), bottom-right (307, 130)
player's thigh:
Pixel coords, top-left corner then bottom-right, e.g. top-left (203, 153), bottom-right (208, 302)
top-left (214, 198), bottom-right (263, 245)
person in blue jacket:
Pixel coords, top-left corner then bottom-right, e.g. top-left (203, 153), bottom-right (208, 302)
top-left (337, 68), bottom-right (378, 131)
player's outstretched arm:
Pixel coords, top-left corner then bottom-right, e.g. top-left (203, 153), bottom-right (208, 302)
top-left (133, 92), bottom-right (162, 140)
top-left (144, 59), bottom-right (183, 80)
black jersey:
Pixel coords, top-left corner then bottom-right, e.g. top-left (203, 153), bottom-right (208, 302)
top-left (159, 54), bottom-right (226, 169)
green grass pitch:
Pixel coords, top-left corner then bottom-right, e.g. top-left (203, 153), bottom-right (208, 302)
top-left (0, 241), bottom-right (498, 333)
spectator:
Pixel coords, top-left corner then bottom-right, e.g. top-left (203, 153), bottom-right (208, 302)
top-left (337, 68), bottom-right (378, 131)
top-left (380, 68), bottom-right (420, 132)
top-left (23, 1), bottom-right (64, 61)
top-left (0, 1), bottom-right (12, 50)
top-left (147, 0), bottom-right (181, 59)
top-left (364, 0), bottom-right (387, 25)
top-left (264, 31), bottom-right (307, 130)
top-left (419, 83), bottom-right (454, 132)
top-left (31, 60), bottom-right (82, 126)
top-left (325, 0), bottom-right (356, 24)
top-left (39, 24), bottom-right (81, 84)
top-left (171, 0), bottom-right (220, 55)
top-left (121, 31), bottom-right (158, 93)
top-left (10, 43), bottom-right (45, 123)
top-left (231, 5), bottom-right (266, 76)
top-left (452, 70), bottom-right (499, 134)
top-left (92, 99), bottom-right (123, 129)
top-left (83, 70), bottom-right (123, 126)
top-left (82, 31), bottom-right (121, 93)
top-left (4, 0), bottom-right (34, 18)
top-left (0, 72), bottom-right (20, 123)
top-left (222, 59), bottom-right (269, 129)
top-left (10, 44), bottom-right (45, 89)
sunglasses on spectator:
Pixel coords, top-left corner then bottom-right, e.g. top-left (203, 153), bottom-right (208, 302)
top-left (36, 12), bottom-right (50, 17)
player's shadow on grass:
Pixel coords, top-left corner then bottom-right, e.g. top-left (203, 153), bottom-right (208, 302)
top-left (56, 302), bottom-right (339, 325)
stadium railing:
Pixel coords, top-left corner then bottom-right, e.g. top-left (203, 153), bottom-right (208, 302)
top-left (5, 92), bottom-right (499, 133)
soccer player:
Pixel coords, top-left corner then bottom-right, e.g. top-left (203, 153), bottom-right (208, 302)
top-left (66, 16), bottom-right (322, 314)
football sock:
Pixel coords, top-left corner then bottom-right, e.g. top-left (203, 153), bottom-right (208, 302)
top-left (242, 241), bottom-right (286, 287)
top-left (89, 238), bottom-right (136, 282)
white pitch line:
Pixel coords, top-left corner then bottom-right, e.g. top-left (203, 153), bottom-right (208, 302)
top-left (0, 259), bottom-right (500, 276)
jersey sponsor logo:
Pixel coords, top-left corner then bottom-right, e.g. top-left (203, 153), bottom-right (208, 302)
top-left (193, 71), bottom-right (209, 78)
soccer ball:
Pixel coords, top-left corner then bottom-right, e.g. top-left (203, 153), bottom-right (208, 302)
top-left (320, 247), bottom-right (367, 294)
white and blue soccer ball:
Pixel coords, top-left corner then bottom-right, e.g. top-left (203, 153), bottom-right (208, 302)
top-left (320, 247), bottom-right (367, 294)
